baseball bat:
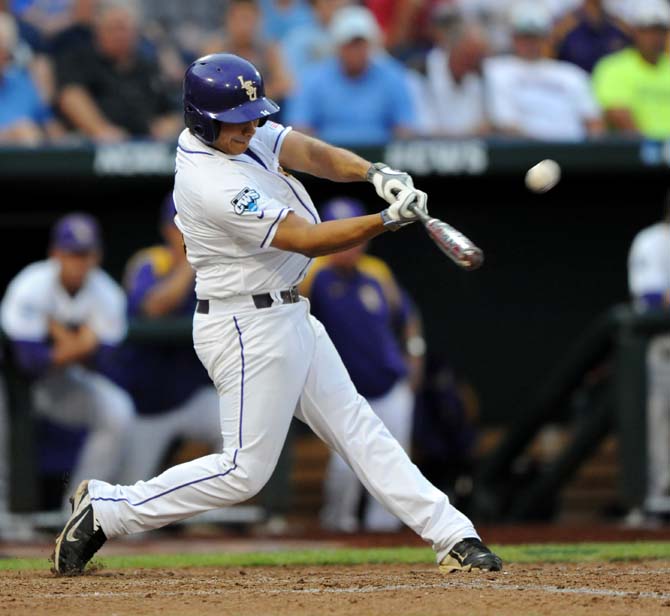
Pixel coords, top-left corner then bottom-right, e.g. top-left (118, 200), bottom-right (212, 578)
top-left (408, 203), bottom-right (484, 271)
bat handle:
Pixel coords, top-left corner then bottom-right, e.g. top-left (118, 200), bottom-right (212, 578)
top-left (408, 202), bottom-right (431, 223)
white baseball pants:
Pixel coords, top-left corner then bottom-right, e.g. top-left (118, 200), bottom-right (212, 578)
top-left (320, 379), bottom-right (414, 532)
top-left (33, 366), bottom-right (135, 508)
top-left (645, 334), bottom-right (670, 513)
top-left (89, 298), bottom-right (478, 562)
top-left (117, 386), bottom-right (222, 485)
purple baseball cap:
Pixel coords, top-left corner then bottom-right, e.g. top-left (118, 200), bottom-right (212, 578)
top-left (50, 213), bottom-right (102, 253)
top-left (160, 192), bottom-right (177, 227)
top-left (320, 197), bottom-right (366, 222)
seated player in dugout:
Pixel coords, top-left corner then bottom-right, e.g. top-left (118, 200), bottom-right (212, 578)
top-left (107, 194), bottom-right (222, 485)
top-left (300, 196), bottom-right (425, 533)
top-left (0, 213), bottom-right (135, 510)
top-left (52, 52), bottom-right (502, 577)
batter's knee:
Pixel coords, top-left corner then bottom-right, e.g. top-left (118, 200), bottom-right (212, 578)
top-left (229, 456), bottom-right (275, 499)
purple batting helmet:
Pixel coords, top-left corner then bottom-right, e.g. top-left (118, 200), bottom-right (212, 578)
top-left (183, 53), bottom-right (280, 145)
top-left (320, 197), bottom-right (367, 222)
top-left (50, 212), bottom-right (102, 253)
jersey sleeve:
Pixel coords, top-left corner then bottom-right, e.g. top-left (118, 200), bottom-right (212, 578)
top-left (253, 121), bottom-right (293, 160)
top-left (203, 179), bottom-right (294, 248)
top-left (88, 274), bottom-right (128, 345)
top-left (0, 273), bottom-right (49, 342)
top-left (123, 248), bottom-right (171, 317)
top-left (628, 234), bottom-right (669, 299)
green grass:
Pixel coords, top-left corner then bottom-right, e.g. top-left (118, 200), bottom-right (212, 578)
top-left (3, 542), bottom-right (670, 572)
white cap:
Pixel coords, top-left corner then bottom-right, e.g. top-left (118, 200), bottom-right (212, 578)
top-left (508, 1), bottom-right (553, 35)
top-left (330, 6), bottom-right (381, 46)
top-left (629, 0), bottom-right (670, 27)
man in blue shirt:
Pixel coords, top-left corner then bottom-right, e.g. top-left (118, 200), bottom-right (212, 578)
top-left (286, 5), bottom-right (416, 146)
top-left (301, 196), bottom-right (425, 532)
top-left (0, 12), bottom-right (59, 144)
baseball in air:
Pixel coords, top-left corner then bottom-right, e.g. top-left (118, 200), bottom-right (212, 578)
top-left (525, 159), bottom-right (561, 193)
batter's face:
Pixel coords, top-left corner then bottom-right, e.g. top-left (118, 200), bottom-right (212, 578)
top-left (214, 119), bottom-right (259, 155)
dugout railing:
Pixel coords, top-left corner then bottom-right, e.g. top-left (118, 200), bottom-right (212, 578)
top-left (473, 304), bottom-right (670, 521)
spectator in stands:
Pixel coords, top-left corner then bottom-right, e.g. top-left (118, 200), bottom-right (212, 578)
top-left (201, 0), bottom-right (292, 106)
top-left (281, 0), bottom-right (348, 79)
top-left (592, 0), bottom-right (670, 140)
top-left (54, 0), bottom-right (181, 142)
top-left (0, 11), bottom-right (63, 144)
top-left (364, 0), bottom-right (427, 59)
top-left (109, 194), bottom-right (221, 484)
top-left (0, 213), bottom-right (135, 508)
top-left (286, 5), bottom-right (417, 146)
top-left (301, 197), bottom-right (425, 533)
top-left (627, 189), bottom-right (670, 521)
top-left (9, 0), bottom-right (95, 53)
top-left (550, 0), bottom-right (630, 73)
top-left (483, 1), bottom-right (604, 140)
top-left (258, 0), bottom-right (314, 42)
top-left (424, 10), bottom-right (492, 137)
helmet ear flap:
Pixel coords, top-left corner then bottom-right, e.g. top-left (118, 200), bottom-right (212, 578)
top-left (184, 104), bottom-right (220, 145)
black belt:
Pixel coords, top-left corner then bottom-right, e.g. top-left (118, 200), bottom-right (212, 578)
top-left (196, 287), bottom-right (300, 314)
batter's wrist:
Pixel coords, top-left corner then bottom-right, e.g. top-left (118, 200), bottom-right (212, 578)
top-left (380, 209), bottom-right (401, 231)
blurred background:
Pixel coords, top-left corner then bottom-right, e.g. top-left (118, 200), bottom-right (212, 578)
top-left (1, 0), bottom-right (670, 541)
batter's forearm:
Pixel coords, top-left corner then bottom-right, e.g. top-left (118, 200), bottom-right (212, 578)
top-left (272, 213), bottom-right (387, 257)
top-left (309, 140), bottom-right (371, 182)
top-left (280, 131), bottom-right (371, 182)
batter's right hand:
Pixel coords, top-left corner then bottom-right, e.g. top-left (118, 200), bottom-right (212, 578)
top-left (367, 162), bottom-right (415, 205)
top-left (380, 188), bottom-right (428, 230)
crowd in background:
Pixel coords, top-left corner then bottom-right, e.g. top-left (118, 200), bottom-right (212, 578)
top-left (0, 0), bottom-right (669, 146)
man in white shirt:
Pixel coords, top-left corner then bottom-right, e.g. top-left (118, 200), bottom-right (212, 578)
top-left (52, 52), bottom-right (502, 577)
top-left (424, 12), bottom-right (492, 137)
top-left (483, 0), bottom-right (604, 140)
top-left (0, 213), bottom-right (135, 509)
top-left (628, 191), bottom-right (670, 518)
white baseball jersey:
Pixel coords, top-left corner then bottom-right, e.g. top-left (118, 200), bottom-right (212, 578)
top-left (1, 259), bottom-right (127, 344)
top-left (483, 55), bottom-right (601, 141)
top-left (173, 122), bottom-right (318, 300)
top-left (628, 222), bottom-right (670, 304)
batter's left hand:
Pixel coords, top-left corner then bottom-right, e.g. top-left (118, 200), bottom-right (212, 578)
top-left (367, 162), bottom-right (415, 205)
top-left (381, 188), bottom-right (428, 230)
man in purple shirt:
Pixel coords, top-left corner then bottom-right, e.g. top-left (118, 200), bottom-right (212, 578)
top-left (550, 0), bottom-right (631, 73)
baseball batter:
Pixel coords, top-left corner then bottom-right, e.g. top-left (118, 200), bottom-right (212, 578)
top-left (53, 53), bottom-right (502, 575)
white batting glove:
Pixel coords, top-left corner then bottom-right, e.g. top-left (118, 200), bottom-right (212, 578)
top-left (367, 162), bottom-right (415, 205)
top-left (380, 188), bottom-right (428, 230)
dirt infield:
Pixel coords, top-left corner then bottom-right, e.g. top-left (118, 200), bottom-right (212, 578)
top-left (3, 561), bottom-right (670, 616)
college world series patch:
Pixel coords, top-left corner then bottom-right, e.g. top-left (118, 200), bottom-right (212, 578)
top-left (231, 187), bottom-right (261, 215)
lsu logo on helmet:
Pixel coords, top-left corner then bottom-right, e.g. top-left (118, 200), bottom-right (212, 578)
top-left (231, 187), bottom-right (261, 215)
top-left (237, 75), bottom-right (257, 101)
